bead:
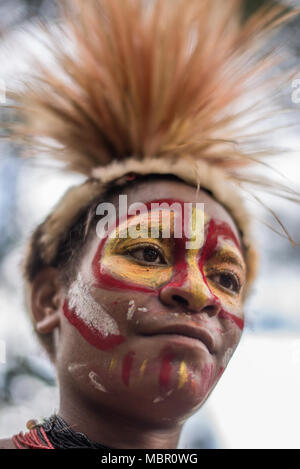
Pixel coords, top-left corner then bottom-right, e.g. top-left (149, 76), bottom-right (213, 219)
top-left (26, 419), bottom-right (39, 430)
top-left (126, 172), bottom-right (137, 181)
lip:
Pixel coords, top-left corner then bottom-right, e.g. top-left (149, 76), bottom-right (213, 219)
top-left (140, 323), bottom-right (215, 355)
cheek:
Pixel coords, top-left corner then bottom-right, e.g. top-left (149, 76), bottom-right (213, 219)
top-left (98, 255), bottom-right (173, 291)
top-left (203, 275), bottom-right (245, 335)
top-left (62, 274), bottom-right (128, 351)
top-left (215, 323), bottom-right (242, 380)
top-left (219, 309), bottom-right (244, 331)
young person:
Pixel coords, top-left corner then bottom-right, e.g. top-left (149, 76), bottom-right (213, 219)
top-left (0, 0), bottom-right (298, 449)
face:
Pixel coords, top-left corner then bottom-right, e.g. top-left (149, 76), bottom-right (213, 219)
top-left (57, 179), bottom-right (247, 426)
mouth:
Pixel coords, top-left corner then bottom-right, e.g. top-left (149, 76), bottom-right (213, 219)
top-left (141, 323), bottom-right (215, 355)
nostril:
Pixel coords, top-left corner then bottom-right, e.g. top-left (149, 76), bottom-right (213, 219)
top-left (172, 295), bottom-right (189, 307)
top-left (203, 305), bottom-right (218, 316)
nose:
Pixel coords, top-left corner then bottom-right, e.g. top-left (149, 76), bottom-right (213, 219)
top-left (159, 280), bottom-right (221, 317)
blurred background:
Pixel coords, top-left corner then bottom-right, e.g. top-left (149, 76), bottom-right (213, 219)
top-left (0, 0), bottom-right (300, 449)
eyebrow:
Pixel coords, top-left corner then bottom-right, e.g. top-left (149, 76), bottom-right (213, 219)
top-left (208, 251), bottom-right (246, 271)
top-left (117, 215), bottom-right (176, 239)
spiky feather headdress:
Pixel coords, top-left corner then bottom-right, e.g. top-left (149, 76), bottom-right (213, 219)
top-left (9, 0), bottom-right (300, 297)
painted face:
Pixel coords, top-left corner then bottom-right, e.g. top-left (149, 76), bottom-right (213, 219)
top-left (59, 180), bottom-right (247, 425)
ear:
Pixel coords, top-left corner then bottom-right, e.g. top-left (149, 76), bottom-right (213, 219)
top-left (31, 267), bottom-right (63, 334)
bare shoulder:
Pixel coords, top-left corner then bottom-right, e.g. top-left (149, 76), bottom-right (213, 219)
top-left (0, 438), bottom-right (17, 449)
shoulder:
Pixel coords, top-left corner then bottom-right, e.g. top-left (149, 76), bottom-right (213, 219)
top-left (0, 438), bottom-right (17, 449)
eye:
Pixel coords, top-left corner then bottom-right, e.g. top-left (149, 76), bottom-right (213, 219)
top-left (125, 245), bottom-right (167, 265)
top-left (208, 271), bottom-right (241, 294)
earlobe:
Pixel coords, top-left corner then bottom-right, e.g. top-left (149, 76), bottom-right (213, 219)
top-left (36, 309), bottom-right (60, 334)
top-left (31, 268), bottom-right (63, 335)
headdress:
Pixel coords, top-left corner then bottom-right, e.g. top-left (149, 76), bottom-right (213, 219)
top-left (7, 0), bottom-right (300, 298)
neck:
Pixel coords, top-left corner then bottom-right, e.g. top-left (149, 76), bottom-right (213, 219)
top-left (59, 390), bottom-right (183, 449)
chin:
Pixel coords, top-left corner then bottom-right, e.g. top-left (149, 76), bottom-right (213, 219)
top-left (122, 385), bottom-right (214, 426)
top-left (108, 362), bottom-right (217, 425)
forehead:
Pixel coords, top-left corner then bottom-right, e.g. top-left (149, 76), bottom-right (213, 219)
top-left (113, 178), bottom-right (242, 243)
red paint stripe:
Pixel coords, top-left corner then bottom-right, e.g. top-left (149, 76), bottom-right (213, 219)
top-left (188, 372), bottom-right (197, 394)
top-left (198, 219), bottom-right (244, 331)
top-left (159, 352), bottom-right (174, 391)
top-left (165, 238), bottom-right (188, 289)
top-left (216, 366), bottom-right (225, 380)
top-left (219, 310), bottom-right (244, 331)
top-left (63, 300), bottom-right (125, 351)
top-left (93, 264), bottom-right (157, 294)
top-left (158, 203), bottom-right (188, 292)
top-left (201, 219), bottom-right (241, 261)
top-left (122, 351), bottom-right (136, 386)
top-left (201, 363), bottom-right (214, 398)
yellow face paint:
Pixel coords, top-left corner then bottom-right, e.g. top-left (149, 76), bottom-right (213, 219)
top-left (184, 207), bottom-right (212, 308)
top-left (203, 240), bottom-right (246, 313)
top-left (92, 200), bottom-right (245, 323)
top-left (109, 358), bottom-right (116, 372)
top-left (178, 361), bottom-right (188, 389)
top-left (139, 359), bottom-right (148, 379)
top-left (96, 210), bottom-right (177, 291)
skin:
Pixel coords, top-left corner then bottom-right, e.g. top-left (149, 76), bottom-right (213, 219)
top-left (1, 179), bottom-right (247, 450)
